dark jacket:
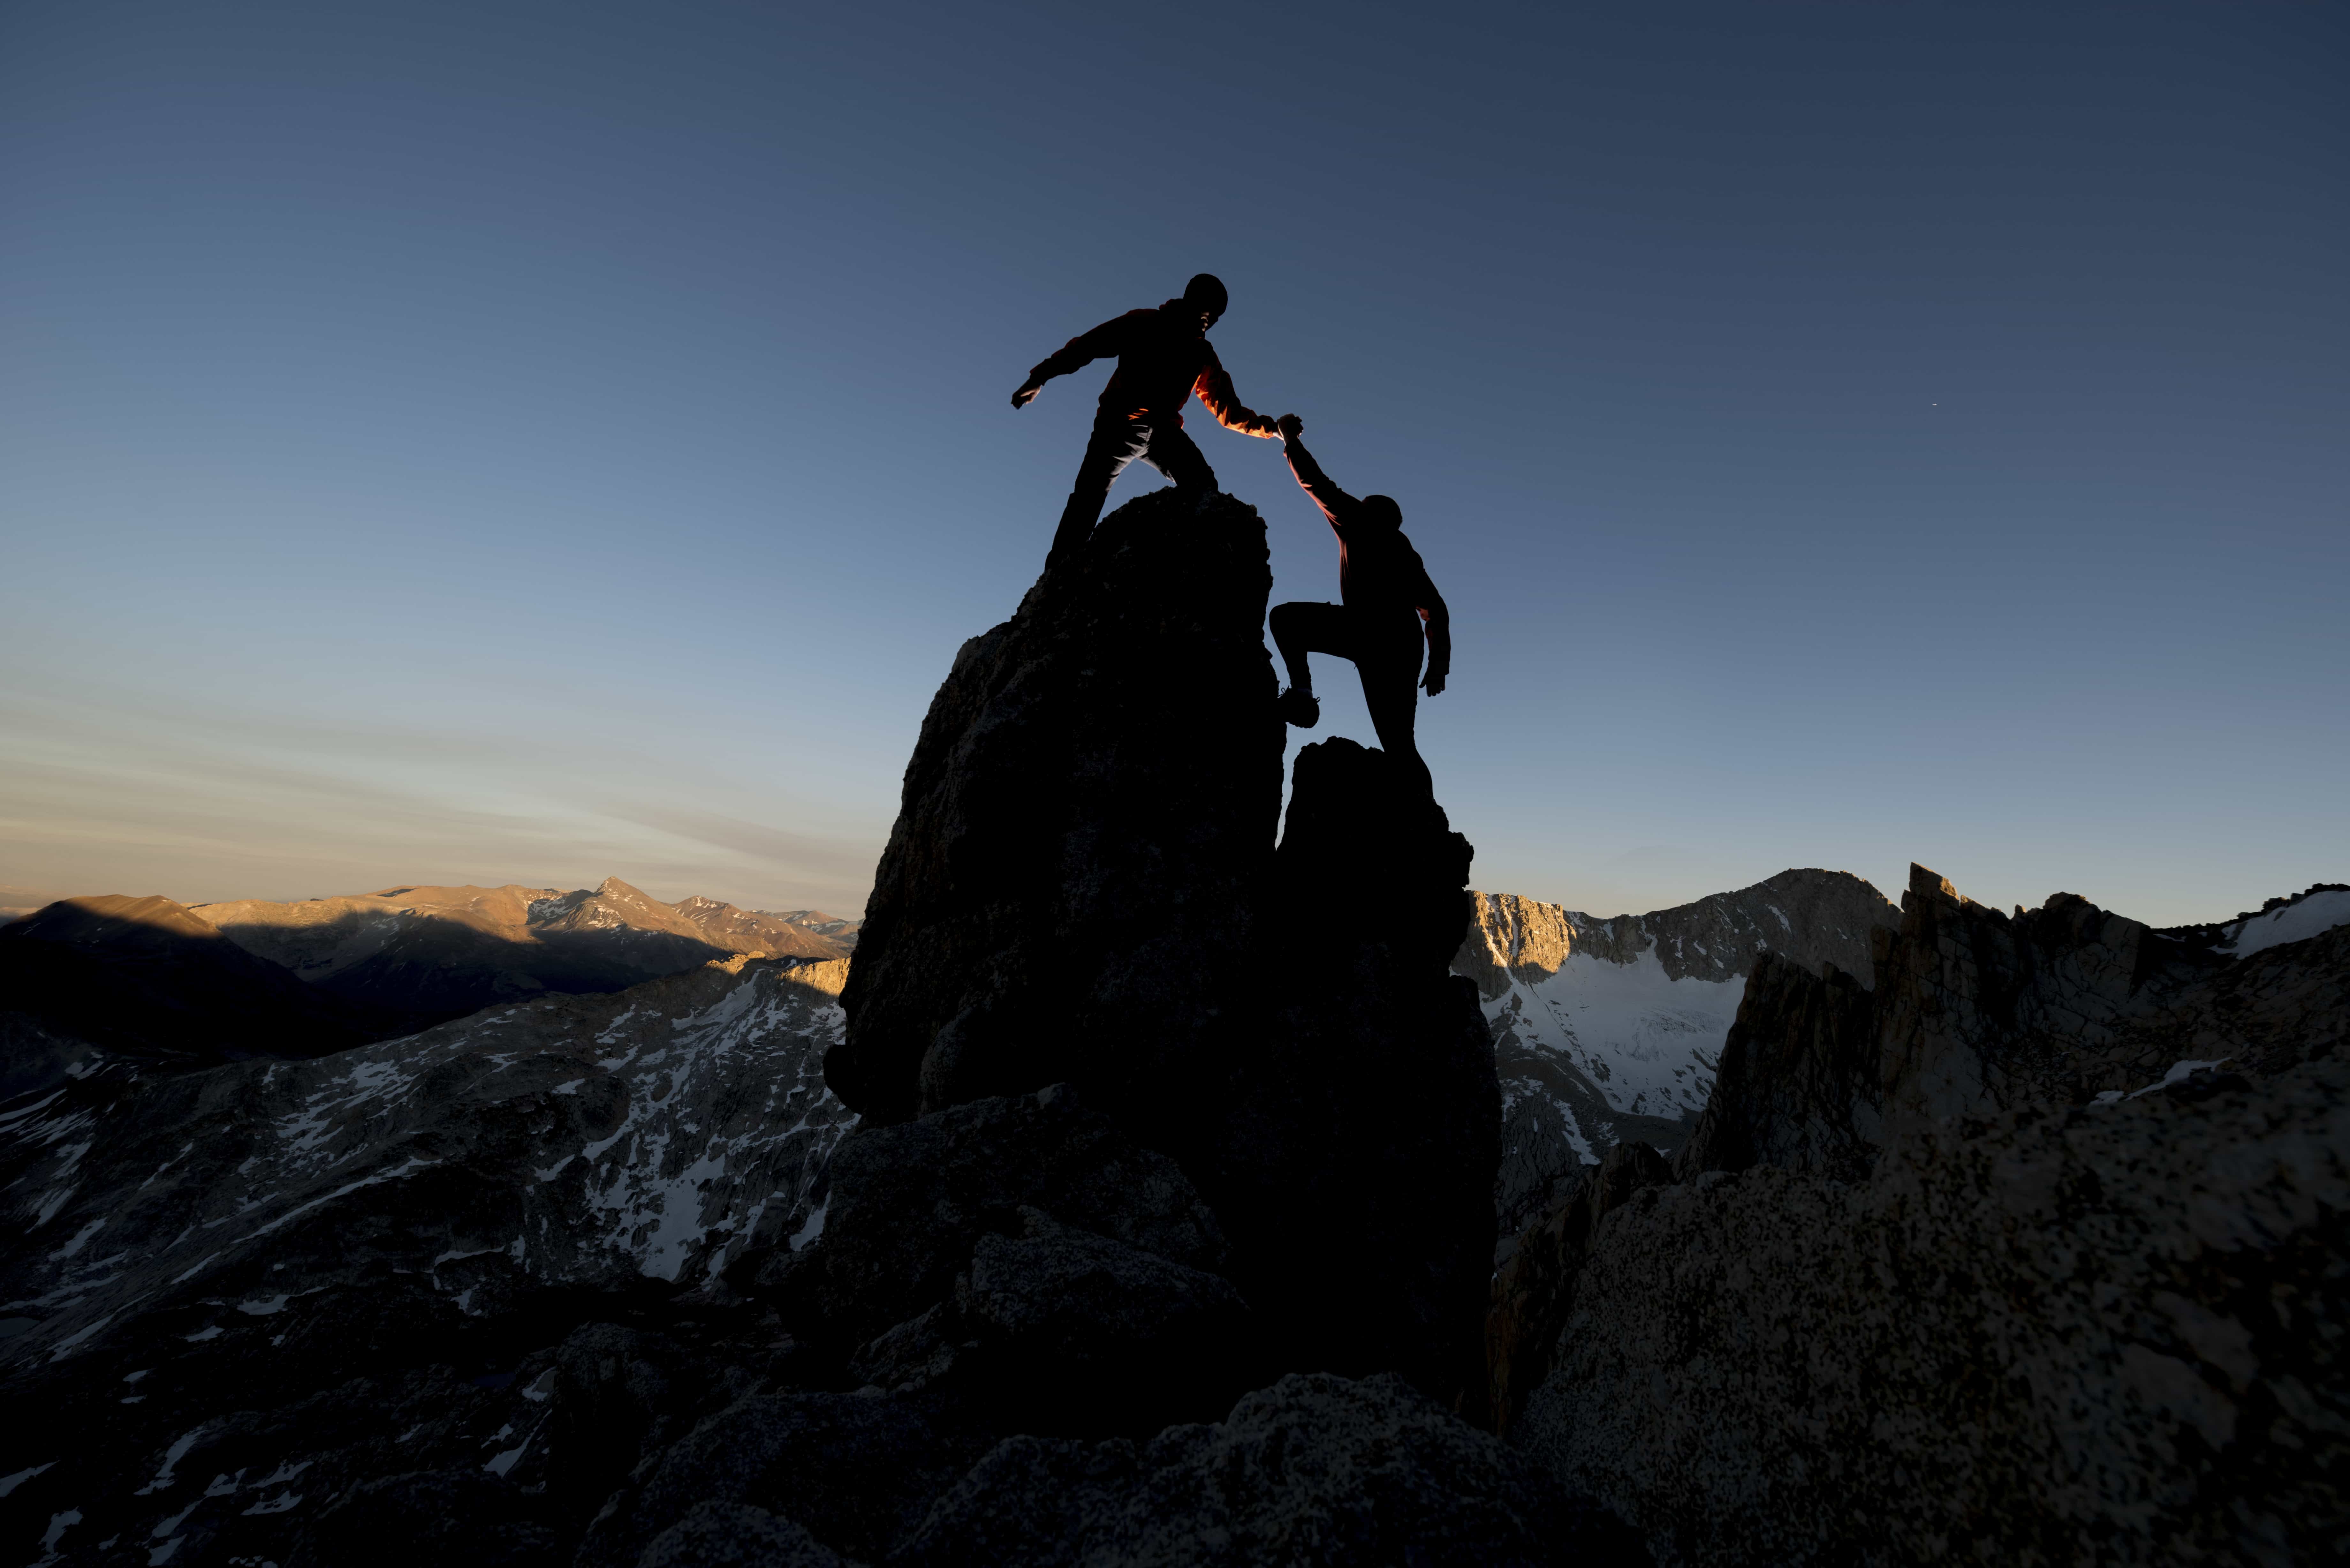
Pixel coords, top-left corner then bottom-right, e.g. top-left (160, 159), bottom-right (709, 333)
top-left (1285, 436), bottom-right (1451, 678)
top-left (1028, 300), bottom-right (1280, 436)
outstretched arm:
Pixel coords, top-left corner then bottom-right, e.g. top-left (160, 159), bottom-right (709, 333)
top-left (1192, 346), bottom-right (1281, 437)
top-left (1012, 312), bottom-right (1136, 409)
top-left (1279, 419), bottom-right (1357, 533)
top-left (1416, 557), bottom-right (1451, 695)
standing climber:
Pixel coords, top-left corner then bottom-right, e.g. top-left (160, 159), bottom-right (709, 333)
top-left (1267, 413), bottom-right (1450, 797)
top-left (1011, 274), bottom-right (1288, 566)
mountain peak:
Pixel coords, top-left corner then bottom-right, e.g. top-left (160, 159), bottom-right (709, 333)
top-left (3, 893), bottom-right (229, 948)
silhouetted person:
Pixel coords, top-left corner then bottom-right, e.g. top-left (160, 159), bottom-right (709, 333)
top-left (1268, 414), bottom-right (1450, 797)
top-left (1012, 273), bottom-right (1285, 566)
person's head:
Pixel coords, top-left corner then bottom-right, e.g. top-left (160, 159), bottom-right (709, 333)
top-left (1361, 494), bottom-right (1404, 532)
top-left (1183, 273), bottom-right (1228, 331)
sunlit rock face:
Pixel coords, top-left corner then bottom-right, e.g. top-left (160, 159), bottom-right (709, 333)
top-left (830, 486), bottom-right (1282, 1140)
top-left (1454, 870), bottom-right (1898, 1239)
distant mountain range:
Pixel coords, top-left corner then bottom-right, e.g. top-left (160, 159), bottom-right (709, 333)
top-left (8, 864), bottom-right (2340, 1251)
top-left (185, 877), bottom-right (851, 1019)
top-left (0, 879), bottom-right (863, 1078)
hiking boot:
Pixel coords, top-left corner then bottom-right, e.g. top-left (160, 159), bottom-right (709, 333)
top-left (1277, 686), bottom-right (1320, 729)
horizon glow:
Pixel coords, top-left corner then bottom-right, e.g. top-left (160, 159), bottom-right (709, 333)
top-left (3, 1), bottom-right (2345, 928)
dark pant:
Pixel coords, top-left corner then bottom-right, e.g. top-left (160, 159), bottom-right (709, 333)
top-left (1052, 413), bottom-right (1217, 560)
top-left (1269, 600), bottom-right (1429, 794)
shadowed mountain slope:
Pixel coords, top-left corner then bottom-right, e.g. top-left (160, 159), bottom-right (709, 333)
top-left (0, 895), bottom-right (409, 1074)
top-left (190, 877), bottom-right (845, 1022)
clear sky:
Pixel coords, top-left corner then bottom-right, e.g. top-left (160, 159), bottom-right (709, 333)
top-left (3, 0), bottom-right (2344, 925)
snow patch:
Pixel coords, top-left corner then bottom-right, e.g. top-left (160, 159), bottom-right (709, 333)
top-left (46, 1312), bottom-right (115, 1361)
top-left (49, 1218), bottom-right (105, 1260)
top-left (2222, 890), bottom-right (2350, 959)
top-left (0, 1462), bottom-right (54, 1498)
top-left (1487, 948), bottom-right (1744, 1121)
top-left (2130, 1059), bottom-right (2232, 1099)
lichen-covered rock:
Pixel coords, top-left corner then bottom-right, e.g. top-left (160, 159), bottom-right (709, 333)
top-left (1514, 1058), bottom-right (2350, 1567)
top-left (892, 1371), bottom-right (1643, 1568)
top-left (829, 488), bottom-right (1282, 1138)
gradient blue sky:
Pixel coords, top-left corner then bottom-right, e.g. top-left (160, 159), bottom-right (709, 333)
top-left (4, 0), bottom-right (2344, 924)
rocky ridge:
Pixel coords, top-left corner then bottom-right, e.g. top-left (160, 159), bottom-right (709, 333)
top-left (1490, 866), bottom-right (2350, 1564)
top-left (1454, 870), bottom-right (1897, 1241)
